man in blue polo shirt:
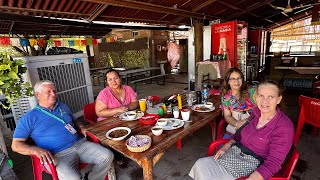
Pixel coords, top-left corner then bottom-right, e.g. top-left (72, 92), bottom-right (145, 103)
top-left (12, 80), bottom-right (114, 180)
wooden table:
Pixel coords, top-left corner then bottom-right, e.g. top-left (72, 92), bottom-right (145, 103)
top-left (99, 67), bottom-right (161, 86)
top-left (80, 94), bottom-right (222, 180)
top-left (274, 66), bottom-right (320, 74)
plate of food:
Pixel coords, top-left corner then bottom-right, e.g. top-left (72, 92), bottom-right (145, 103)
top-left (106, 127), bottom-right (131, 141)
top-left (191, 104), bottom-right (215, 112)
top-left (156, 118), bottom-right (184, 130)
top-left (119, 111), bottom-right (144, 121)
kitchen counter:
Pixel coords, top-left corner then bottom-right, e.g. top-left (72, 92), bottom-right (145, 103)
top-left (274, 66), bottom-right (320, 74)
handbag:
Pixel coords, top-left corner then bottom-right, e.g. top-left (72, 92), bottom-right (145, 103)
top-left (217, 115), bottom-right (264, 178)
top-left (216, 145), bottom-right (261, 178)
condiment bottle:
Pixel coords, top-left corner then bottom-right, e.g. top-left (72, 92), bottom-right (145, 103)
top-left (177, 94), bottom-right (182, 110)
top-left (162, 104), bottom-right (167, 114)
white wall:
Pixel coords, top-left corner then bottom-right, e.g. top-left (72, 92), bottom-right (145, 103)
top-left (203, 26), bottom-right (212, 60)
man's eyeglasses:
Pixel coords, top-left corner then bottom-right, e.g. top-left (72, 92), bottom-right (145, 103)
top-left (229, 77), bottom-right (242, 82)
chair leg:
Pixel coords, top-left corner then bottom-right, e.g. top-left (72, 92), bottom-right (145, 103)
top-left (312, 127), bottom-right (318, 138)
top-left (294, 119), bottom-right (305, 146)
top-left (32, 164), bottom-right (43, 180)
top-left (176, 140), bottom-right (182, 149)
top-left (31, 156), bottom-right (43, 180)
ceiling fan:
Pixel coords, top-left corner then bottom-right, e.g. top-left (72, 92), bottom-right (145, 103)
top-left (269, 0), bottom-right (319, 17)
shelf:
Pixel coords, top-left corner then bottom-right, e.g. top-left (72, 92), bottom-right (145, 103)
top-left (274, 66), bottom-right (320, 74)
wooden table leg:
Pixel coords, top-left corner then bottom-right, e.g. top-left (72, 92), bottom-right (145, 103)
top-left (142, 158), bottom-right (153, 180)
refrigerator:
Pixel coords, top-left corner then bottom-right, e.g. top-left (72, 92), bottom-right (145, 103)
top-left (211, 20), bottom-right (248, 79)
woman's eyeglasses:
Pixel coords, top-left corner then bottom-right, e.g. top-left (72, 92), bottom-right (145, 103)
top-left (229, 77), bottom-right (242, 82)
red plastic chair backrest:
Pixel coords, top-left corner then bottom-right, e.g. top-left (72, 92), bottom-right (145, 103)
top-left (299, 95), bottom-right (320, 128)
top-left (83, 102), bottom-right (98, 124)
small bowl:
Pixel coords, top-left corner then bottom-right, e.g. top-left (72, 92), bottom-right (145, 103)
top-left (157, 118), bottom-right (168, 126)
top-left (204, 102), bottom-right (213, 109)
top-left (139, 114), bottom-right (160, 125)
top-left (151, 126), bottom-right (163, 136)
top-left (126, 111), bottom-right (137, 120)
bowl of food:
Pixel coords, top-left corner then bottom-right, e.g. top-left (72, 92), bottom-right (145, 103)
top-left (126, 135), bottom-right (151, 152)
top-left (151, 126), bottom-right (163, 136)
top-left (139, 114), bottom-right (160, 125)
top-left (106, 127), bottom-right (131, 141)
top-left (204, 102), bottom-right (213, 109)
top-left (126, 111), bottom-right (137, 120)
top-left (157, 118), bottom-right (168, 127)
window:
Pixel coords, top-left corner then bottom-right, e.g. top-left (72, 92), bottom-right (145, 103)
top-left (132, 31), bottom-right (139, 37)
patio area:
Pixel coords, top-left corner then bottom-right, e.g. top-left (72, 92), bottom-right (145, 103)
top-left (3, 73), bottom-right (320, 180)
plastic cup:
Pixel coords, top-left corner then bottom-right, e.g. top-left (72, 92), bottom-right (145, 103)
top-left (173, 110), bottom-right (180, 118)
top-left (139, 99), bottom-right (147, 112)
top-left (181, 108), bottom-right (190, 121)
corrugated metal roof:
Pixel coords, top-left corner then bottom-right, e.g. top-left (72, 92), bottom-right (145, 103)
top-left (0, 0), bottom-right (316, 36)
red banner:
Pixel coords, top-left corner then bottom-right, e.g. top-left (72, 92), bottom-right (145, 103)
top-left (0, 37), bottom-right (10, 45)
top-left (54, 40), bottom-right (61, 47)
top-left (211, 21), bottom-right (237, 67)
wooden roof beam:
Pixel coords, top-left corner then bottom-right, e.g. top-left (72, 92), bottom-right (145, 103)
top-left (82, 0), bottom-right (213, 19)
top-left (230, 0), bottom-right (275, 19)
top-left (87, 4), bottom-right (109, 22)
top-left (267, 11), bottom-right (311, 29)
top-left (99, 15), bottom-right (170, 24)
top-left (169, 0), bottom-right (218, 25)
top-left (0, 6), bottom-right (89, 18)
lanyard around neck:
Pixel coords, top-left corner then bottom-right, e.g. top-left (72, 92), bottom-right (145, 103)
top-left (35, 106), bottom-right (66, 124)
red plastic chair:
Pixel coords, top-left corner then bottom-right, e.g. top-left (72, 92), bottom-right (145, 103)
top-left (83, 102), bottom-right (98, 124)
top-left (31, 155), bottom-right (89, 180)
top-left (31, 129), bottom-right (106, 180)
top-left (207, 139), bottom-right (299, 180)
top-left (294, 95), bottom-right (320, 145)
top-left (216, 118), bottom-right (227, 139)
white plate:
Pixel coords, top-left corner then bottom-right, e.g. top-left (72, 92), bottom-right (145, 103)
top-left (191, 104), bottom-right (215, 112)
top-left (119, 112), bottom-right (144, 121)
top-left (156, 118), bottom-right (184, 130)
top-left (106, 127), bottom-right (131, 141)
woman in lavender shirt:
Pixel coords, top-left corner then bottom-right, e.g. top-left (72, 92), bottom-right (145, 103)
top-left (189, 80), bottom-right (294, 180)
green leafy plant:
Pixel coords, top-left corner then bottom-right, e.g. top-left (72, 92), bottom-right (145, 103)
top-left (0, 53), bottom-right (33, 108)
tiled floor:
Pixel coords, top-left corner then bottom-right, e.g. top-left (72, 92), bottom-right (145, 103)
top-left (3, 73), bottom-right (320, 180)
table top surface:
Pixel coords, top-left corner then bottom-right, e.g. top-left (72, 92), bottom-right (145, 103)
top-left (82, 94), bottom-right (221, 165)
top-left (89, 66), bottom-right (113, 71)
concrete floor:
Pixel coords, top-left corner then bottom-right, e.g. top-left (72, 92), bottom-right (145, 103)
top-left (3, 73), bottom-right (320, 180)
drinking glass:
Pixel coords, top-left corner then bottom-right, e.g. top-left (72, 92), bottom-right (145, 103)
top-left (139, 99), bottom-right (147, 112)
top-left (146, 96), bottom-right (153, 108)
top-left (186, 92), bottom-right (194, 107)
top-left (173, 106), bottom-right (179, 118)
